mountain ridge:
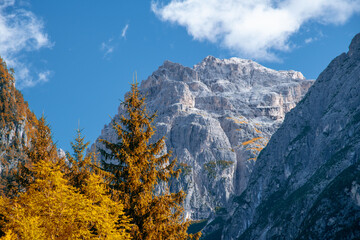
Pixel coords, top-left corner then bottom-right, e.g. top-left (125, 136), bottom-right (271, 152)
top-left (223, 32), bottom-right (360, 240)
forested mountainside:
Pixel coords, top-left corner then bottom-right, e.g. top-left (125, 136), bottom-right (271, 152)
top-left (0, 58), bottom-right (37, 196)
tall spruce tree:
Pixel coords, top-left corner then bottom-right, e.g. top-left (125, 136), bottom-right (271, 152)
top-left (17, 116), bottom-right (58, 191)
top-left (66, 128), bottom-right (95, 191)
top-left (100, 83), bottom-right (201, 240)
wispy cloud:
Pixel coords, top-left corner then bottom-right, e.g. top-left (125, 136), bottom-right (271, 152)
top-left (100, 38), bottom-right (115, 57)
top-left (121, 24), bottom-right (129, 38)
top-left (305, 38), bottom-right (314, 44)
top-left (0, 0), bottom-right (52, 88)
top-left (152, 0), bottom-right (360, 61)
top-left (17, 66), bottom-right (51, 88)
top-left (100, 24), bottom-right (129, 58)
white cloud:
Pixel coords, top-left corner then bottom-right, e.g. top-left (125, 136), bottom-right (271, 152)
top-left (100, 38), bottom-right (115, 57)
top-left (0, 0), bottom-right (52, 88)
top-left (305, 38), bottom-right (314, 44)
top-left (152, 0), bottom-right (360, 61)
top-left (16, 67), bottom-right (51, 88)
top-left (11, 60), bottom-right (52, 88)
top-left (100, 24), bottom-right (129, 58)
top-left (121, 24), bottom-right (129, 38)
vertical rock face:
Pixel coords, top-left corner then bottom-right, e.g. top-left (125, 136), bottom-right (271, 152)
top-left (225, 33), bottom-right (360, 239)
top-left (0, 59), bottom-right (36, 161)
top-left (0, 58), bottom-right (37, 195)
top-left (94, 56), bottom-right (313, 220)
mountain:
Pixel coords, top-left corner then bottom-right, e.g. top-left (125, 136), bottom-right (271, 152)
top-left (94, 56), bottom-right (313, 220)
top-left (224, 33), bottom-right (360, 240)
top-left (0, 58), bottom-right (37, 195)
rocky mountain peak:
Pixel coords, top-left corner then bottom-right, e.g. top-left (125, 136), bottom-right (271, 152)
top-left (202, 55), bottom-right (217, 62)
top-left (146, 55), bottom-right (308, 93)
top-left (162, 59), bottom-right (185, 69)
top-left (193, 56), bottom-right (306, 90)
top-left (348, 33), bottom-right (360, 58)
top-left (197, 55), bottom-right (257, 68)
top-left (95, 56), bottom-right (313, 220)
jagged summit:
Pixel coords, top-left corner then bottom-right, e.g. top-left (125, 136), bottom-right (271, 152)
top-left (95, 56), bottom-right (313, 220)
top-left (348, 33), bottom-right (360, 58)
top-left (198, 55), bottom-right (257, 67)
top-left (196, 55), bottom-right (305, 79)
top-left (161, 55), bottom-right (306, 80)
top-left (194, 55), bottom-right (306, 86)
top-left (198, 55), bottom-right (255, 66)
top-left (148, 55), bottom-right (307, 91)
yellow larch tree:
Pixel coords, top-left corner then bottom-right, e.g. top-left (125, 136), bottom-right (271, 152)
top-left (100, 82), bottom-right (201, 240)
top-left (0, 118), bottom-right (132, 239)
top-left (66, 128), bottom-right (132, 236)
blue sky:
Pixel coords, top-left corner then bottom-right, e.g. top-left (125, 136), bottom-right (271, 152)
top-left (0, 0), bottom-right (359, 152)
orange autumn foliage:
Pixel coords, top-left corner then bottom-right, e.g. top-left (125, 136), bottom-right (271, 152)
top-left (0, 57), bottom-right (37, 197)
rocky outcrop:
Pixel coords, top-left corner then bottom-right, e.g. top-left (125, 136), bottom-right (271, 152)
top-left (0, 58), bottom-right (37, 195)
top-left (0, 58), bottom-right (36, 161)
top-left (94, 56), bottom-right (313, 220)
top-left (224, 33), bottom-right (360, 240)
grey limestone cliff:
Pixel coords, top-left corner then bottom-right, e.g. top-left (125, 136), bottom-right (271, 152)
top-left (224, 33), bottom-right (360, 240)
top-left (94, 56), bottom-right (313, 220)
top-left (0, 61), bottom-right (37, 196)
